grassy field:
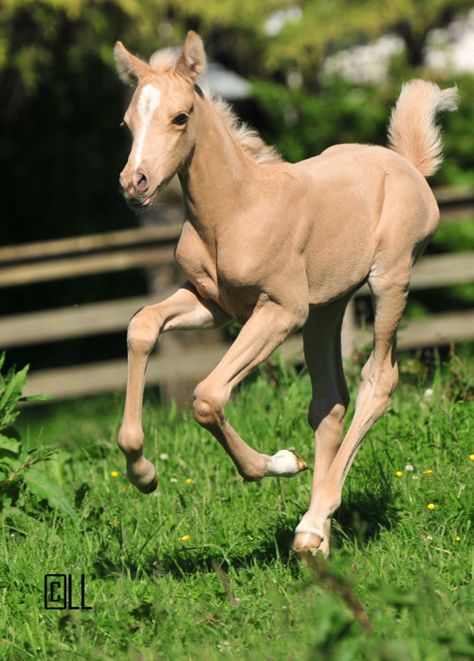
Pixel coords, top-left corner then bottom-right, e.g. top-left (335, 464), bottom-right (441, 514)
top-left (1, 351), bottom-right (473, 660)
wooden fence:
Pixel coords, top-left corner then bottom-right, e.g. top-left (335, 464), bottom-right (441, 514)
top-left (1, 187), bottom-right (473, 401)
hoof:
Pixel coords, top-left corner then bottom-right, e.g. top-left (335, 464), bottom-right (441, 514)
top-left (292, 531), bottom-right (327, 564)
top-left (134, 474), bottom-right (158, 494)
top-left (126, 457), bottom-right (158, 494)
top-left (265, 448), bottom-right (308, 477)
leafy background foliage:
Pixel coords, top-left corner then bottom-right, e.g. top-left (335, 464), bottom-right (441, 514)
top-left (1, 0), bottom-right (473, 246)
top-left (1, 0), bottom-right (473, 372)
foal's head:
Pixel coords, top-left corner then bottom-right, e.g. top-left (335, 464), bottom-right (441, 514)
top-left (114, 31), bottom-right (206, 208)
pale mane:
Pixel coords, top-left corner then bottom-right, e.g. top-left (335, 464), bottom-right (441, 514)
top-left (149, 48), bottom-right (282, 165)
top-left (210, 96), bottom-right (282, 164)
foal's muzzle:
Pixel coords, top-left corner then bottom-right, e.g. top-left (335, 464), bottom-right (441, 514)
top-left (119, 168), bottom-right (152, 207)
top-left (133, 170), bottom-right (148, 193)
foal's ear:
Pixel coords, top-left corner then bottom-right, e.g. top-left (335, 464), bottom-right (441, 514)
top-left (114, 41), bottom-right (150, 86)
top-left (175, 31), bottom-right (206, 83)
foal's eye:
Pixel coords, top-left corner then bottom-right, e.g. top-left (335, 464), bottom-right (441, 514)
top-left (172, 113), bottom-right (188, 126)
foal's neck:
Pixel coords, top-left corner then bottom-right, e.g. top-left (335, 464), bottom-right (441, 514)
top-left (178, 95), bottom-right (256, 235)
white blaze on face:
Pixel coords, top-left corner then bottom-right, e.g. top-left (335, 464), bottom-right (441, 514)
top-left (134, 84), bottom-right (161, 170)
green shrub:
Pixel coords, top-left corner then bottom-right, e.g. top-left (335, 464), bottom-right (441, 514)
top-left (0, 353), bottom-right (75, 517)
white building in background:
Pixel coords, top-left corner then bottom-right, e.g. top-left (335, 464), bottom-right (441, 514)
top-left (323, 8), bottom-right (474, 83)
top-left (323, 34), bottom-right (406, 85)
top-left (425, 8), bottom-right (474, 74)
top-left (200, 62), bottom-right (250, 100)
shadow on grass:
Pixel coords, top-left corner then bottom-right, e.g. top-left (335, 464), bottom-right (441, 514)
top-left (333, 483), bottom-right (400, 549)
top-left (92, 525), bottom-right (297, 581)
top-left (156, 525), bottom-right (299, 579)
top-left (93, 484), bottom-right (399, 580)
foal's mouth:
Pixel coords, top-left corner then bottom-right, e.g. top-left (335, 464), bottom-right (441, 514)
top-left (125, 184), bottom-right (161, 210)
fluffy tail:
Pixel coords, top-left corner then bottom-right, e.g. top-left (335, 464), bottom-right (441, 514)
top-left (387, 80), bottom-right (458, 177)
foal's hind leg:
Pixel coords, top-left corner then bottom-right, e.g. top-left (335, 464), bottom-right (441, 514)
top-left (293, 268), bottom-right (409, 558)
top-left (294, 297), bottom-right (350, 557)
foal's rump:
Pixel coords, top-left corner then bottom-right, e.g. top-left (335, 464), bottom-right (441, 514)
top-left (293, 142), bottom-right (439, 303)
top-left (296, 79), bottom-right (457, 301)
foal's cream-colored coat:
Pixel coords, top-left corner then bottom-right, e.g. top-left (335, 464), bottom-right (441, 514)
top-left (114, 32), bottom-right (457, 558)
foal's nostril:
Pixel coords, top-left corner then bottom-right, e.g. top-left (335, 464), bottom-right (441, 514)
top-left (133, 171), bottom-right (149, 193)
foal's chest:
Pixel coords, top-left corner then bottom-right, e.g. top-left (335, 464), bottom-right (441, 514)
top-left (174, 221), bottom-right (259, 322)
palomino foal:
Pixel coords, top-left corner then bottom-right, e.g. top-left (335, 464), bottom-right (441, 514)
top-left (114, 32), bottom-right (457, 559)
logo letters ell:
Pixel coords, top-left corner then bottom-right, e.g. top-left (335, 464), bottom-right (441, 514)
top-left (44, 574), bottom-right (92, 610)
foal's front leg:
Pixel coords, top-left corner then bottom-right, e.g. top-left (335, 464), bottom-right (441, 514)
top-left (118, 284), bottom-right (229, 492)
top-left (192, 299), bottom-right (308, 480)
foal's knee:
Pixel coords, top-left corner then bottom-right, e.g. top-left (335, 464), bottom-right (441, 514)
top-left (118, 424), bottom-right (144, 455)
top-left (127, 306), bottom-right (161, 355)
top-left (192, 383), bottom-right (226, 427)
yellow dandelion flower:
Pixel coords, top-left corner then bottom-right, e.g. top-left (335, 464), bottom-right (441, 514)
top-left (395, 470), bottom-right (404, 478)
top-left (185, 478), bottom-right (193, 484)
top-left (181, 534), bottom-right (190, 542)
top-left (422, 469), bottom-right (433, 475)
top-left (427, 503), bottom-right (436, 511)
top-left (455, 535), bottom-right (461, 542)
top-left (110, 470), bottom-right (120, 478)
top-left (469, 454), bottom-right (474, 461)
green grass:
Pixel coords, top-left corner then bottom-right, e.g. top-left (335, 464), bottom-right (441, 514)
top-left (1, 353), bottom-right (473, 660)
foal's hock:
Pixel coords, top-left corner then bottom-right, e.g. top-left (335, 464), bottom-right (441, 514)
top-left (114, 31), bottom-right (458, 559)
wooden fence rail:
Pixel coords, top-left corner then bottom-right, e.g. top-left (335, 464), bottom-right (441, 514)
top-left (22, 309), bottom-right (474, 400)
top-left (1, 251), bottom-right (473, 350)
top-left (1, 187), bottom-right (473, 401)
